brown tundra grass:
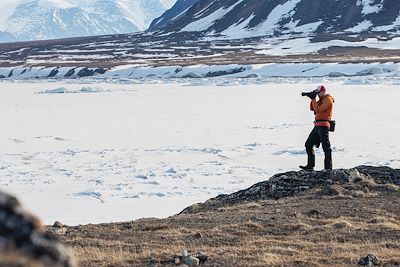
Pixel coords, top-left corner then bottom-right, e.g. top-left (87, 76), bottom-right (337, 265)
top-left (49, 181), bottom-right (400, 267)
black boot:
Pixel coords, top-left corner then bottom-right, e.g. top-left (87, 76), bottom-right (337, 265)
top-left (324, 150), bottom-right (332, 170)
top-left (300, 145), bottom-right (315, 171)
top-left (300, 165), bottom-right (314, 171)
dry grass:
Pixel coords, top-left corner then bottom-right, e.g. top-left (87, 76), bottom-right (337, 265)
top-left (45, 183), bottom-right (400, 267)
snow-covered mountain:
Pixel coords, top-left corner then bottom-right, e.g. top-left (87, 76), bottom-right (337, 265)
top-left (149, 0), bottom-right (400, 38)
top-left (0, 31), bottom-right (17, 43)
top-left (2, 0), bottom-right (176, 42)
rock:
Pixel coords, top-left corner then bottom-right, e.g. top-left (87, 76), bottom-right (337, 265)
top-left (64, 68), bottom-right (75, 77)
top-left (77, 67), bottom-right (96, 77)
top-left (349, 169), bottom-right (364, 183)
top-left (250, 215), bottom-right (258, 221)
top-left (94, 68), bottom-right (106, 75)
top-left (183, 256), bottom-right (200, 267)
top-left (147, 256), bottom-right (157, 267)
top-left (0, 190), bottom-right (76, 267)
top-left (306, 209), bottom-right (321, 218)
top-left (175, 257), bottom-right (183, 264)
top-left (53, 221), bottom-right (64, 228)
top-left (182, 250), bottom-right (189, 257)
top-left (54, 227), bottom-right (68, 236)
top-left (205, 67), bottom-right (247, 77)
top-left (193, 252), bottom-right (208, 264)
top-left (180, 166), bottom-right (400, 214)
top-left (193, 232), bottom-right (202, 239)
top-left (358, 254), bottom-right (382, 266)
top-left (169, 250), bottom-right (206, 265)
top-left (47, 68), bottom-right (59, 77)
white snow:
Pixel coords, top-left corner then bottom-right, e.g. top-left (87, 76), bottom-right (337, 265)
top-left (36, 86), bottom-right (108, 94)
top-left (254, 0), bottom-right (302, 36)
top-left (221, 14), bottom-right (255, 38)
top-left (283, 21), bottom-right (324, 34)
top-left (256, 36), bottom-right (400, 55)
top-left (357, 0), bottom-right (384, 15)
top-left (0, 1), bottom-right (21, 30)
top-left (1, 0), bottom-right (178, 42)
top-left (0, 80), bottom-right (399, 225)
top-left (182, 0), bottom-right (244, 32)
top-left (38, 0), bottom-right (77, 9)
top-left (345, 20), bottom-right (373, 33)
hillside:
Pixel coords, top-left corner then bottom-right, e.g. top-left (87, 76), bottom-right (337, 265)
top-left (47, 166), bottom-right (400, 266)
top-left (0, 31), bottom-right (400, 80)
top-left (150, 0), bottom-right (400, 38)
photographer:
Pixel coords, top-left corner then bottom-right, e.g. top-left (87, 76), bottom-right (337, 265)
top-left (300, 85), bottom-right (335, 171)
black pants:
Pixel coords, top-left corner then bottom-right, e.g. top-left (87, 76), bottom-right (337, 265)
top-left (305, 126), bottom-right (332, 169)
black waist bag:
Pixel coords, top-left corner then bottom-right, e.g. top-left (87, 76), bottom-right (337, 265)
top-left (329, 120), bottom-right (336, 132)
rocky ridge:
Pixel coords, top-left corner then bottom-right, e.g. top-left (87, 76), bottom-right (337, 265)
top-left (182, 165), bottom-right (400, 213)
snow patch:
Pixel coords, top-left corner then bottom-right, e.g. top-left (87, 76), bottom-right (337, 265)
top-left (345, 20), bottom-right (373, 33)
top-left (36, 86), bottom-right (107, 94)
top-left (253, 0), bottom-right (302, 36)
top-left (182, 0), bottom-right (244, 32)
top-left (356, 0), bottom-right (384, 15)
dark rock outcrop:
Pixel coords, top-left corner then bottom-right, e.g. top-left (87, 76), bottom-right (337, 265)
top-left (76, 67), bottom-right (106, 77)
top-left (0, 190), bottom-right (76, 267)
top-left (358, 254), bottom-right (382, 266)
top-left (181, 166), bottom-right (400, 214)
top-left (205, 67), bottom-right (247, 77)
top-left (77, 68), bottom-right (95, 77)
top-left (64, 69), bottom-right (75, 78)
top-left (47, 68), bottom-right (59, 78)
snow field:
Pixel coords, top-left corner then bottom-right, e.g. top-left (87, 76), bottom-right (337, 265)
top-left (0, 80), bottom-right (399, 225)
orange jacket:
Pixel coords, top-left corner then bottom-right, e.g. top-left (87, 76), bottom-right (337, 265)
top-left (310, 94), bottom-right (334, 127)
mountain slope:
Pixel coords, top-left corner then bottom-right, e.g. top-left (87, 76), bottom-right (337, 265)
top-left (149, 0), bottom-right (201, 31)
top-left (3, 0), bottom-right (176, 42)
top-left (149, 0), bottom-right (400, 38)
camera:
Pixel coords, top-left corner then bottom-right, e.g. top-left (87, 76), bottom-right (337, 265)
top-left (301, 91), bottom-right (317, 98)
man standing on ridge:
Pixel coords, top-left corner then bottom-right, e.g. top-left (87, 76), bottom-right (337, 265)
top-left (300, 85), bottom-right (334, 171)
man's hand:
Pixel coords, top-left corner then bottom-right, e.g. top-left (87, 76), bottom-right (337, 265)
top-left (308, 91), bottom-right (317, 99)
